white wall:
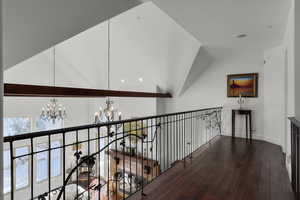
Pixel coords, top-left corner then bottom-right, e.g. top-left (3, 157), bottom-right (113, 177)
top-left (164, 50), bottom-right (266, 141)
top-left (295, 0), bottom-right (300, 120)
top-left (4, 48), bottom-right (93, 128)
top-left (285, 0), bottom-right (295, 122)
top-left (164, 45), bottom-right (290, 150)
top-left (109, 2), bottom-right (200, 94)
top-left (263, 46), bottom-right (286, 147)
top-left (283, 0), bottom-right (295, 178)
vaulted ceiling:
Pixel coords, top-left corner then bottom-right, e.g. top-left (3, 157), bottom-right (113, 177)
top-left (144, 0), bottom-right (291, 59)
top-left (141, 0), bottom-right (292, 95)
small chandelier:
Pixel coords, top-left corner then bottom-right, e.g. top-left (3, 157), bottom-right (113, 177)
top-left (40, 46), bottom-right (67, 122)
top-left (41, 99), bottom-right (67, 121)
top-left (94, 19), bottom-right (122, 124)
top-left (94, 99), bottom-right (121, 123)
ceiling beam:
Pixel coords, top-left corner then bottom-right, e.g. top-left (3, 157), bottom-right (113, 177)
top-left (4, 83), bottom-right (172, 98)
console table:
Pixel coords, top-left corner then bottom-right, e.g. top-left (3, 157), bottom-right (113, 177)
top-left (232, 109), bottom-right (252, 142)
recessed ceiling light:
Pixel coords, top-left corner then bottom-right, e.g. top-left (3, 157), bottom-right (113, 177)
top-left (235, 34), bottom-right (247, 38)
top-left (138, 77), bottom-right (143, 82)
top-left (121, 79), bottom-right (125, 83)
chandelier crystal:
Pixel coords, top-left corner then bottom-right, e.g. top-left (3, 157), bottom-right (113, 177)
top-left (41, 98), bottom-right (67, 121)
top-left (40, 46), bottom-right (67, 122)
top-left (94, 99), bottom-right (121, 123)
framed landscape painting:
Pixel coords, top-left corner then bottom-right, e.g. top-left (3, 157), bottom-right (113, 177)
top-left (227, 73), bottom-right (258, 97)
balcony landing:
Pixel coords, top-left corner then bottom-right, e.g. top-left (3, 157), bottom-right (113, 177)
top-left (128, 136), bottom-right (295, 200)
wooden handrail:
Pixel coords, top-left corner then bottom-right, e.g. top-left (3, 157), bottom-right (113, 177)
top-left (4, 83), bottom-right (172, 98)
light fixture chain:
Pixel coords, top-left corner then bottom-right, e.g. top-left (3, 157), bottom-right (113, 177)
top-left (53, 46), bottom-right (56, 87)
top-left (40, 46), bottom-right (67, 122)
top-left (94, 18), bottom-right (122, 126)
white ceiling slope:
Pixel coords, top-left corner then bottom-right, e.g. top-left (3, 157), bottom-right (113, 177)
top-left (142, 0), bottom-right (291, 94)
top-left (179, 46), bottom-right (213, 95)
top-left (3, 0), bottom-right (142, 69)
top-left (122, 0), bottom-right (293, 96)
top-left (144, 0), bottom-right (291, 55)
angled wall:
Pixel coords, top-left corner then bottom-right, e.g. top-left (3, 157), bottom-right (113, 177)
top-left (179, 47), bottom-right (213, 96)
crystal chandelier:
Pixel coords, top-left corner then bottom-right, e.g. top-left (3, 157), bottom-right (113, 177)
top-left (94, 19), bottom-right (122, 124)
top-left (41, 98), bottom-right (67, 121)
top-left (40, 47), bottom-right (67, 122)
top-left (94, 99), bottom-right (121, 123)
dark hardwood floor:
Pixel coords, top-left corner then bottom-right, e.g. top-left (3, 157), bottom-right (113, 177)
top-left (128, 136), bottom-right (295, 200)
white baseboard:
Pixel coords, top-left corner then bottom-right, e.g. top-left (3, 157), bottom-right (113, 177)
top-left (221, 133), bottom-right (283, 149)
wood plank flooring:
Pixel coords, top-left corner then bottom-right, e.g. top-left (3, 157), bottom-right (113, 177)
top-left (128, 136), bottom-right (295, 200)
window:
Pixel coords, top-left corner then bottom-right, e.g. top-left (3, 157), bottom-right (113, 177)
top-left (36, 141), bottom-right (61, 182)
top-left (3, 147), bottom-right (30, 193)
top-left (51, 141), bottom-right (61, 177)
top-left (15, 147), bottom-right (29, 190)
top-left (3, 117), bottom-right (31, 193)
top-left (3, 150), bottom-right (11, 193)
top-left (36, 144), bottom-right (48, 182)
top-left (35, 119), bottom-right (63, 181)
top-left (4, 117), bottom-right (31, 136)
top-left (3, 117), bottom-right (63, 192)
top-left (35, 119), bottom-right (63, 131)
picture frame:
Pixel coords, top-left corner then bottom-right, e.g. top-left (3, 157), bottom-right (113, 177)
top-left (227, 73), bottom-right (258, 97)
